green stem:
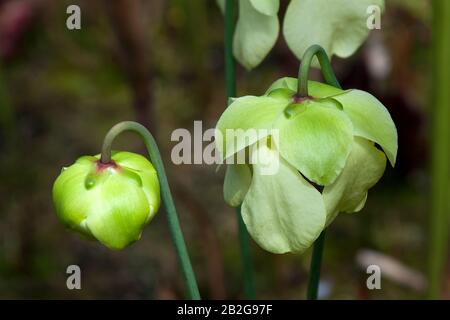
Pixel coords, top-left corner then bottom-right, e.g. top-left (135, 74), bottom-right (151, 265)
top-left (298, 45), bottom-right (341, 300)
top-left (237, 206), bottom-right (256, 298)
top-left (306, 231), bottom-right (326, 300)
top-left (297, 45), bottom-right (341, 97)
top-left (224, 0), bottom-right (256, 299)
top-left (224, 0), bottom-right (236, 98)
top-left (101, 121), bottom-right (200, 300)
top-left (428, 0), bottom-right (450, 299)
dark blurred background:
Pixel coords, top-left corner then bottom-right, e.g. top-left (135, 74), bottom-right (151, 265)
top-left (0, 0), bottom-right (446, 299)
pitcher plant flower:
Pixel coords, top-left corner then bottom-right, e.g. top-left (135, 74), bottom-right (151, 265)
top-left (52, 121), bottom-right (200, 299)
top-left (53, 151), bottom-right (160, 250)
top-left (216, 49), bottom-right (397, 255)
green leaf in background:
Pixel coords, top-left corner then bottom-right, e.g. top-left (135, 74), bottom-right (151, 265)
top-left (241, 142), bottom-right (326, 254)
top-left (283, 0), bottom-right (385, 64)
top-left (217, 0), bottom-right (280, 70)
top-left (323, 137), bottom-right (387, 225)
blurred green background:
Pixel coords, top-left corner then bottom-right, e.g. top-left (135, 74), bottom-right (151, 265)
top-left (0, 0), bottom-right (447, 299)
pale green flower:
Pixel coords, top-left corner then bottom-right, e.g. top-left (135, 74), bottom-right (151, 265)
top-left (216, 78), bottom-right (397, 254)
top-left (217, 0), bottom-right (384, 69)
top-left (52, 151), bottom-right (160, 250)
top-left (217, 0), bottom-right (280, 70)
top-left (283, 0), bottom-right (385, 64)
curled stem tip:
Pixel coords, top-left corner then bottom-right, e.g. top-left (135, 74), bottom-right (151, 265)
top-left (100, 121), bottom-right (201, 300)
top-left (297, 45), bottom-right (341, 98)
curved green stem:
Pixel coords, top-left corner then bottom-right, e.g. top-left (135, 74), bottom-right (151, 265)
top-left (224, 0), bottom-right (256, 299)
top-left (101, 121), bottom-right (200, 300)
top-left (298, 45), bottom-right (341, 300)
top-left (297, 45), bottom-right (341, 97)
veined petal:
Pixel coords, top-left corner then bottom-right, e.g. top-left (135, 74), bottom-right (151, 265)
top-left (52, 161), bottom-right (98, 234)
top-left (223, 164), bottom-right (252, 207)
top-left (108, 151), bottom-right (160, 218)
top-left (323, 137), bottom-right (386, 226)
top-left (333, 89), bottom-right (398, 166)
top-left (215, 96), bottom-right (288, 160)
top-left (241, 143), bottom-right (326, 254)
top-left (85, 173), bottom-right (150, 250)
top-left (265, 78), bottom-right (344, 98)
top-left (274, 101), bottom-right (353, 185)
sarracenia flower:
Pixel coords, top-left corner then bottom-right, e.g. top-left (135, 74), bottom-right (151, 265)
top-left (216, 77), bottom-right (397, 254)
top-left (52, 151), bottom-right (160, 250)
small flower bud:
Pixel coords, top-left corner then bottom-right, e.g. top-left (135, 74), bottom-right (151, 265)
top-left (52, 151), bottom-right (160, 250)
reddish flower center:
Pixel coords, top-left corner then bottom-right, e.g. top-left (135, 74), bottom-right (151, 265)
top-left (95, 160), bottom-right (118, 172)
top-left (292, 94), bottom-right (313, 104)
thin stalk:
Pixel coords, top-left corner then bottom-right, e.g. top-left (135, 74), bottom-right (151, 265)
top-left (306, 231), bottom-right (326, 299)
top-left (428, 0), bottom-right (450, 299)
top-left (224, 0), bottom-right (256, 299)
top-left (298, 45), bottom-right (341, 300)
top-left (101, 121), bottom-right (200, 300)
top-left (224, 0), bottom-right (236, 99)
top-left (236, 206), bottom-right (256, 298)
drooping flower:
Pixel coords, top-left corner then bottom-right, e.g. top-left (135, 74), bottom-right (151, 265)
top-left (283, 0), bottom-right (385, 65)
top-left (216, 77), bottom-right (397, 254)
top-left (52, 151), bottom-right (160, 250)
top-left (217, 0), bottom-right (280, 70)
top-left (216, 0), bottom-right (385, 70)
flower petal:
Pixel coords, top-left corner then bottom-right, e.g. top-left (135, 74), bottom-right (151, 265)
top-left (215, 96), bottom-right (288, 160)
top-left (241, 143), bottom-right (326, 254)
top-left (274, 101), bottom-right (353, 185)
top-left (333, 89), bottom-right (398, 166)
top-left (223, 164), bottom-right (252, 207)
top-left (323, 137), bottom-right (386, 226)
top-left (283, 0), bottom-right (385, 62)
top-left (52, 161), bottom-right (98, 235)
top-left (249, 0), bottom-right (279, 16)
top-left (85, 173), bottom-right (150, 250)
top-left (233, 0), bottom-right (279, 70)
top-left (109, 151), bottom-right (160, 216)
